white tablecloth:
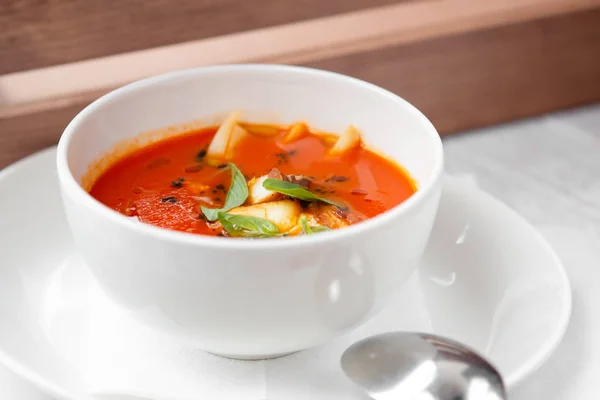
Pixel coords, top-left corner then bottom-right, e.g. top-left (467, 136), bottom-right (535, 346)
top-left (2, 104), bottom-right (600, 399)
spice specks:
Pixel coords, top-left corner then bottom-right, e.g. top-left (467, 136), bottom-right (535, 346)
top-left (196, 149), bottom-right (207, 160)
top-left (160, 196), bottom-right (178, 204)
top-left (326, 175), bottom-right (349, 183)
top-left (275, 152), bottom-right (290, 165)
top-left (171, 177), bottom-right (185, 188)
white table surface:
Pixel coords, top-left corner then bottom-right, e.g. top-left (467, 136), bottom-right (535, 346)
top-left (2, 103), bottom-right (599, 399)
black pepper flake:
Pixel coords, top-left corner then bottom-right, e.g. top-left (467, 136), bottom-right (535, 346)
top-left (214, 197), bottom-right (222, 202)
top-left (287, 150), bottom-right (297, 156)
top-left (196, 149), bottom-right (207, 160)
top-left (275, 152), bottom-right (289, 164)
top-left (171, 177), bottom-right (185, 188)
top-left (216, 184), bottom-right (226, 190)
top-left (160, 196), bottom-right (178, 204)
top-left (326, 175), bottom-right (349, 183)
top-left (217, 164), bottom-right (228, 169)
top-left (212, 189), bottom-right (218, 194)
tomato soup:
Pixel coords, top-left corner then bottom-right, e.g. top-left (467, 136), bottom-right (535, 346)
top-left (90, 115), bottom-right (416, 238)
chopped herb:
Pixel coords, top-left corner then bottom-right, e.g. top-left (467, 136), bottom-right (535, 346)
top-left (262, 178), bottom-right (342, 208)
top-left (196, 149), bottom-right (207, 160)
top-left (300, 215), bottom-right (309, 234)
top-left (300, 215), bottom-right (332, 235)
top-left (185, 165), bottom-right (204, 173)
top-left (218, 212), bottom-right (282, 238)
top-left (287, 175), bottom-right (311, 188)
top-left (216, 184), bottom-right (226, 190)
top-left (275, 152), bottom-right (289, 164)
top-left (201, 163), bottom-right (249, 221)
top-left (160, 196), bottom-right (178, 204)
top-left (217, 164), bottom-right (228, 169)
top-left (171, 177), bottom-right (185, 188)
top-left (326, 175), bottom-right (349, 183)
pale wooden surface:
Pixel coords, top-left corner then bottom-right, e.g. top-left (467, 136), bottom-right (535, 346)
top-left (2, 7), bottom-right (600, 171)
top-left (0, 0), bottom-right (402, 75)
top-left (2, 1), bottom-right (598, 113)
top-left (1, 99), bottom-right (599, 398)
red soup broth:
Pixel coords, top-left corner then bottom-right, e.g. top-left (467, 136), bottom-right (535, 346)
top-left (89, 124), bottom-right (416, 236)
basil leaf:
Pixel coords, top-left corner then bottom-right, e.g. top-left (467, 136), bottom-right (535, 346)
top-left (218, 212), bottom-right (281, 238)
top-left (299, 215), bottom-right (332, 235)
top-left (262, 178), bottom-right (342, 207)
top-left (299, 215), bottom-right (310, 234)
top-left (310, 225), bottom-right (332, 233)
top-left (201, 163), bottom-right (248, 221)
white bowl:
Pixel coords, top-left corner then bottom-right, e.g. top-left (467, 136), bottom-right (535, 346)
top-left (56, 65), bottom-right (444, 359)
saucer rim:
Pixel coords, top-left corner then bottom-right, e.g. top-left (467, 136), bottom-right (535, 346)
top-left (454, 179), bottom-right (572, 388)
top-left (0, 148), bottom-right (571, 399)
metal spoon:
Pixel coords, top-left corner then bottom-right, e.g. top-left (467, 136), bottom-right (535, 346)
top-left (341, 332), bottom-right (506, 400)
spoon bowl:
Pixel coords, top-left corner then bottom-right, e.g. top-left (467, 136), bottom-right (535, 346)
top-left (341, 332), bottom-right (506, 400)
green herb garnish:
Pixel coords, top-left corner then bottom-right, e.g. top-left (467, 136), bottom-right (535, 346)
top-left (299, 215), bottom-right (332, 235)
top-left (310, 225), bottom-right (332, 233)
top-left (262, 178), bottom-right (342, 208)
top-left (201, 163), bottom-right (248, 221)
top-left (218, 212), bottom-right (282, 238)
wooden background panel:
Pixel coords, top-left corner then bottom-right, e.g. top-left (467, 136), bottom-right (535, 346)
top-left (0, 0), bottom-right (401, 74)
top-left (309, 8), bottom-right (600, 133)
top-left (1, 8), bottom-right (599, 169)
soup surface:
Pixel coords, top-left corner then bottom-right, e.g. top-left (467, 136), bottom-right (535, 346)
top-left (90, 115), bottom-right (416, 238)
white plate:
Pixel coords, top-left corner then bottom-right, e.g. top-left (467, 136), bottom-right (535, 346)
top-left (0, 148), bottom-right (570, 399)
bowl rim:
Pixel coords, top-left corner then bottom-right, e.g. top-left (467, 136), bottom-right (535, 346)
top-left (56, 64), bottom-right (444, 250)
